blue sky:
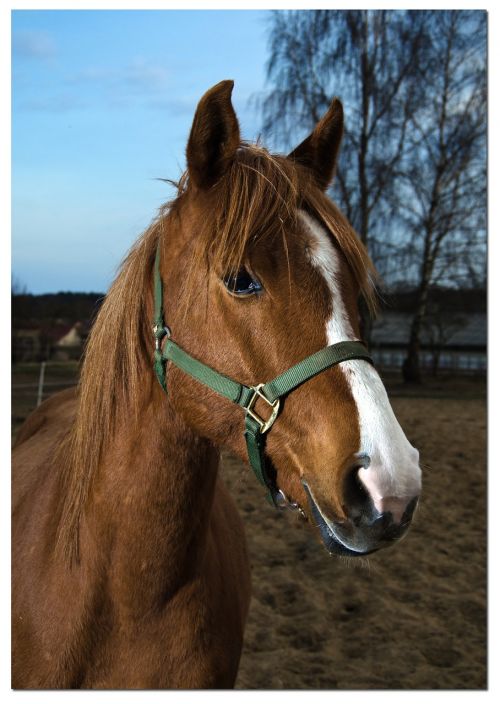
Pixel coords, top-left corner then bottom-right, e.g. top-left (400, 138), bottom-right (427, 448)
top-left (12, 9), bottom-right (274, 293)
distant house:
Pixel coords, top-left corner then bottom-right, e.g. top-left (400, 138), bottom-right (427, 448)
top-left (52, 322), bottom-right (91, 361)
top-left (11, 321), bottom-right (91, 362)
top-left (371, 312), bottom-right (486, 372)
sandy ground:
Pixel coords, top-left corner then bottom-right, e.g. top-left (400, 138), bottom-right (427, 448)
top-left (220, 392), bottom-right (486, 690)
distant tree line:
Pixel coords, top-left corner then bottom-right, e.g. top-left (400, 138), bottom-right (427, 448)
top-left (260, 9), bottom-right (486, 382)
top-left (12, 291), bottom-right (104, 327)
top-left (381, 286), bottom-right (485, 315)
top-left (11, 287), bottom-right (485, 324)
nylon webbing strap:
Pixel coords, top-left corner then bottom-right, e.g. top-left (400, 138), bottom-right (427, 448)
top-left (244, 416), bottom-right (271, 491)
top-left (153, 246), bottom-right (164, 330)
top-left (161, 338), bottom-right (371, 409)
top-left (158, 336), bottom-right (371, 504)
top-left (262, 341), bottom-right (373, 402)
top-left (154, 350), bottom-right (167, 392)
top-left (163, 339), bottom-right (248, 405)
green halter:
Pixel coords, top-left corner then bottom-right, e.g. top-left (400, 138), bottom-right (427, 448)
top-left (153, 244), bottom-right (372, 506)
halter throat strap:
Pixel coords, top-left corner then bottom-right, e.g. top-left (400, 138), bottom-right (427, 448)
top-left (152, 243), bottom-right (372, 505)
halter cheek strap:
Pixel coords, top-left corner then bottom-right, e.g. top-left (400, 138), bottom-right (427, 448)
top-left (152, 244), bottom-right (372, 506)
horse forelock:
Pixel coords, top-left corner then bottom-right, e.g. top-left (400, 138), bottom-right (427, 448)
top-left (202, 144), bottom-right (377, 310)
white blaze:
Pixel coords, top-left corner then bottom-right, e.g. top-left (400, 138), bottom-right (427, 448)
top-left (299, 210), bottom-right (421, 511)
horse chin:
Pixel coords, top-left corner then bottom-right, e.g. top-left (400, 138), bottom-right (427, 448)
top-left (314, 514), bottom-right (380, 558)
top-left (270, 483), bottom-right (375, 557)
top-left (301, 483), bottom-right (380, 558)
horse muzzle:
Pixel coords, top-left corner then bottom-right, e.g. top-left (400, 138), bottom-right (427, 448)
top-left (302, 481), bottom-right (419, 557)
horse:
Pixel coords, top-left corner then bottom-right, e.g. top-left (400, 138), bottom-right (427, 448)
top-left (12, 80), bottom-right (421, 689)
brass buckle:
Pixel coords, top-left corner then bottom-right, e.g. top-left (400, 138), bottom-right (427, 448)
top-left (246, 384), bottom-right (280, 433)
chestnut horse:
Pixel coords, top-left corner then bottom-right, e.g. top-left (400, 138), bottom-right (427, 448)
top-left (12, 80), bottom-right (421, 688)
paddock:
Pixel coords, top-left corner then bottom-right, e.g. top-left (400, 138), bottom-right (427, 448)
top-left (220, 374), bottom-right (486, 689)
top-left (11, 366), bottom-right (485, 689)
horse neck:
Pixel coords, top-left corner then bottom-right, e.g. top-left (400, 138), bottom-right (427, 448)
top-left (85, 381), bottom-right (220, 603)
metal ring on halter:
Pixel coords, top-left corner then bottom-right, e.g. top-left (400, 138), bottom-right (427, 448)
top-left (153, 325), bottom-right (171, 350)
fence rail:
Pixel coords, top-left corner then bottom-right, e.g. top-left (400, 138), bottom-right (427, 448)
top-left (12, 362), bottom-right (79, 428)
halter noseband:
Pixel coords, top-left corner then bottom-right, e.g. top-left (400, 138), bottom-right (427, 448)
top-left (152, 243), bottom-right (372, 507)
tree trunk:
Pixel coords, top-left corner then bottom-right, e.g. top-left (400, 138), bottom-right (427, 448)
top-left (402, 231), bottom-right (434, 383)
top-left (359, 297), bottom-right (373, 346)
top-left (431, 348), bottom-right (440, 377)
top-left (402, 320), bottom-right (422, 383)
top-left (358, 13), bottom-right (372, 345)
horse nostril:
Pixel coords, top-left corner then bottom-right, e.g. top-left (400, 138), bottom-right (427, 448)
top-left (343, 465), bottom-right (419, 529)
top-left (400, 495), bottom-right (419, 524)
top-left (343, 465), bottom-right (373, 525)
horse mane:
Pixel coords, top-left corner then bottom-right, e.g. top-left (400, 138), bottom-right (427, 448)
top-left (56, 143), bottom-right (377, 564)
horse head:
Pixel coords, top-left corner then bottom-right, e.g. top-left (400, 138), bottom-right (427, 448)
top-left (157, 80), bottom-right (421, 557)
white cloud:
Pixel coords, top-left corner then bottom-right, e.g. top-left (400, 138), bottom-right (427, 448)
top-left (18, 94), bottom-right (87, 113)
top-left (70, 58), bottom-right (169, 96)
top-left (13, 30), bottom-right (56, 60)
top-left (123, 58), bottom-right (169, 92)
top-left (146, 95), bottom-right (195, 114)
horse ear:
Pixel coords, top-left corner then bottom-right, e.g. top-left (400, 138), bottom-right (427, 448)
top-left (186, 80), bottom-right (240, 190)
top-left (288, 98), bottom-right (344, 190)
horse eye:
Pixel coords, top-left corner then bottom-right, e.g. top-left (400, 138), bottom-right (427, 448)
top-left (223, 269), bottom-right (263, 296)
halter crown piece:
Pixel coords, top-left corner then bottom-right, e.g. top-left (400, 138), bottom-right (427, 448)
top-left (152, 243), bottom-right (373, 507)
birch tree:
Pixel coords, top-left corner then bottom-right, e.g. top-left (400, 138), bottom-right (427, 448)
top-left (398, 10), bottom-right (486, 382)
top-left (261, 10), bottom-right (486, 381)
top-left (261, 10), bottom-right (428, 340)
